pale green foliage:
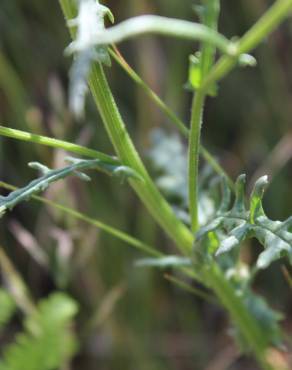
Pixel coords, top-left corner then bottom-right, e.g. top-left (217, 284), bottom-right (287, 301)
top-left (148, 129), bottom-right (188, 203)
top-left (0, 293), bottom-right (78, 370)
top-left (196, 174), bottom-right (292, 269)
top-left (242, 290), bottom-right (283, 348)
top-left (0, 289), bottom-right (16, 329)
top-left (0, 157), bottom-right (142, 219)
top-left (148, 129), bottom-right (217, 226)
top-left (222, 264), bottom-right (283, 349)
top-left (135, 256), bottom-right (191, 268)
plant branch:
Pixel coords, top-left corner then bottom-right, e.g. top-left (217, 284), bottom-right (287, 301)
top-left (188, 90), bottom-right (206, 232)
top-left (188, 0), bottom-right (220, 232)
top-left (110, 47), bottom-right (235, 190)
top-left (0, 180), bottom-right (161, 258)
top-left (203, 264), bottom-right (273, 370)
top-left (201, 0), bottom-right (292, 93)
top-left (60, 0), bottom-right (194, 254)
top-left (109, 47), bottom-right (189, 137)
top-left (71, 15), bottom-right (232, 55)
top-left (0, 125), bottom-right (118, 165)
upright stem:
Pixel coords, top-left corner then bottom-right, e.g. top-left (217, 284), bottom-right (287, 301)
top-left (110, 48), bottom-right (235, 189)
top-left (59, 0), bottom-right (193, 254)
top-left (188, 0), bottom-right (220, 233)
top-left (58, 2), bottom-right (289, 368)
top-left (188, 90), bottom-right (205, 232)
top-left (188, 0), bottom-right (292, 232)
top-left (203, 264), bottom-right (273, 370)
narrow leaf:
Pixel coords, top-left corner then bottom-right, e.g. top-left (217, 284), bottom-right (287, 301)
top-left (0, 158), bottom-right (141, 218)
top-left (135, 256), bottom-right (191, 268)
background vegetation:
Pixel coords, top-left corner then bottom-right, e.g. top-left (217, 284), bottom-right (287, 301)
top-left (0, 0), bottom-right (292, 369)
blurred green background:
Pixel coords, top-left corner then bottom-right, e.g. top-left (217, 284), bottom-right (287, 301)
top-left (0, 1), bottom-right (292, 369)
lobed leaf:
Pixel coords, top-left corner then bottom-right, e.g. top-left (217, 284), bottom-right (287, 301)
top-left (0, 293), bottom-right (78, 370)
top-left (0, 157), bottom-right (142, 219)
top-left (196, 174), bottom-right (292, 269)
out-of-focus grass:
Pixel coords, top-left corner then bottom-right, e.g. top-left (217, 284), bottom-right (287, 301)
top-left (0, 1), bottom-right (292, 369)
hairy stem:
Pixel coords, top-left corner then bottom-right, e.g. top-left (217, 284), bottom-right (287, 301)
top-left (188, 90), bottom-right (205, 232)
top-left (60, 0), bottom-right (193, 254)
top-left (188, 0), bottom-right (220, 232)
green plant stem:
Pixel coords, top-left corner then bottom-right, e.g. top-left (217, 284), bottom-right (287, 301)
top-left (202, 0), bottom-right (292, 93)
top-left (0, 124), bottom-right (233, 256)
top-left (60, 0), bottom-right (193, 254)
top-left (89, 64), bottom-right (193, 253)
top-left (164, 273), bottom-right (217, 304)
top-left (0, 125), bottom-right (118, 165)
top-left (203, 264), bottom-right (273, 370)
top-left (110, 47), bottom-right (235, 190)
top-left (0, 124), bottom-right (234, 241)
top-left (0, 180), bottom-right (161, 258)
top-left (77, 15), bottom-right (231, 54)
top-left (188, 90), bottom-right (205, 232)
top-left (109, 47), bottom-right (189, 137)
top-left (0, 122), bottom-right (234, 191)
top-left (58, 3), bottom-right (286, 367)
top-left (189, 0), bottom-right (292, 232)
top-left (188, 0), bottom-right (220, 233)
top-left (0, 180), bottom-right (201, 284)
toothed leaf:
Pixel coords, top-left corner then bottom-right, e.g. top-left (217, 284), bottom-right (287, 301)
top-left (196, 174), bottom-right (292, 269)
top-left (0, 157), bottom-right (141, 218)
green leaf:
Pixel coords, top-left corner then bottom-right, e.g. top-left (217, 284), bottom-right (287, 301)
top-left (216, 223), bottom-right (251, 256)
top-left (196, 174), bottom-right (292, 269)
top-left (135, 256), bottom-right (191, 268)
top-left (242, 290), bottom-right (283, 348)
top-left (0, 158), bottom-right (142, 218)
top-left (254, 217), bottom-right (292, 269)
top-left (0, 293), bottom-right (78, 370)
